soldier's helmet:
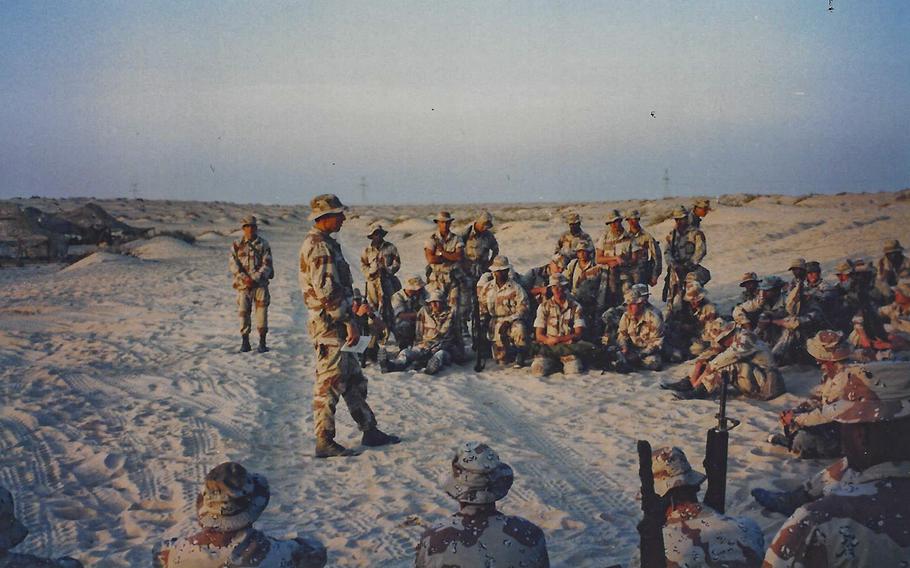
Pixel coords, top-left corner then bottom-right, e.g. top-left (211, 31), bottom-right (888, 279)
top-left (433, 211), bottom-right (454, 223)
top-left (818, 363), bottom-right (910, 424)
top-left (884, 239), bottom-right (904, 254)
top-left (564, 211), bottom-right (581, 224)
top-left (806, 261), bottom-right (821, 274)
top-left (405, 275), bottom-right (426, 291)
top-left (426, 288), bottom-right (446, 303)
top-left (693, 198), bottom-right (712, 211)
top-left (196, 462), bottom-right (270, 532)
top-left (548, 273), bottom-right (569, 289)
top-left (604, 209), bottom-right (623, 224)
top-left (240, 215), bottom-right (258, 228)
top-left (851, 258), bottom-right (872, 274)
top-left (625, 209), bottom-right (642, 220)
top-left (444, 442), bottom-right (514, 505)
top-left (806, 330), bottom-right (850, 362)
top-left (367, 223), bottom-right (387, 238)
top-left (309, 194), bottom-right (348, 221)
top-left (651, 447), bottom-right (707, 498)
top-left (738, 272), bottom-right (759, 286)
top-left (490, 256), bottom-right (511, 272)
top-left (671, 205), bottom-right (689, 220)
top-left (759, 275), bottom-right (784, 291)
top-left (0, 487), bottom-right (29, 550)
top-left (684, 282), bottom-right (706, 303)
top-left (475, 211), bottom-right (494, 228)
top-left (550, 253), bottom-right (566, 268)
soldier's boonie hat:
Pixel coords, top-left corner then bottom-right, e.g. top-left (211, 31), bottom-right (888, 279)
top-left (684, 283), bottom-right (705, 303)
top-left (671, 206), bottom-right (689, 220)
top-left (444, 442), bottom-right (514, 504)
top-left (713, 321), bottom-right (737, 345)
top-left (575, 241), bottom-right (590, 252)
top-left (564, 211), bottom-right (581, 224)
top-left (788, 258), bottom-right (806, 271)
top-left (367, 223), bottom-right (387, 238)
top-left (475, 211), bottom-right (494, 227)
top-left (806, 261), bottom-right (821, 273)
top-left (605, 209), bottom-right (623, 224)
top-left (738, 272), bottom-right (759, 286)
top-left (625, 209), bottom-right (642, 220)
top-left (652, 447), bottom-right (706, 498)
top-left (819, 363), bottom-right (910, 424)
top-left (433, 211), bottom-right (454, 223)
top-left (693, 198), bottom-right (712, 210)
top-left (240, 215), bottom-right (258, 228)
top-left (309, 194), bottom-right (348, 221)
top-left (624, 288), bottom-right (647, 305)
top-left (426, 288), bottom-right (445, 303)
top-left (884, 239), bottom-right (904, 254)
top-left (490, 255), bottom-right (512, 272)
top-left (196, 462), bottom-right (270, 531)
top-left (852, 259), bottom-right (872, 274)
top-left (806, 330), bottom-right (850, 362)
top-left (548, 273), bottom-right (568, 288)
top-left (0, 487), bottom-right (29, 550)
top-left (759, 275), bottom-right (784, 291)
top-left (405, 275), bottom-right (426, 291)
top-left (835, 260), bottom-right (853, 275)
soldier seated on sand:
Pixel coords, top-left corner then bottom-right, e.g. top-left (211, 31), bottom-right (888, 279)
top-left (737, 271), bottom-right (760, 304)
top-left (0, 487), bottom-right (83, 568)
top-left (614, 284), bottom-right (665, 371)
top-left (878, 280), bottom-right (910, 350)
top-left (415, 442), bottom-right (549, 568)
top-left (389, 275), bottom-right (427, 349)
top-left (530, 273), bottom-right (590, 377)
top-left (651, 447), bottom-right (764, 568)
top-left (379, 288), bottom-right (460, 375)
top-left (669, 282), bottom-right (721, 358)
top-left (153, 462), bottom-right (326, 568)
top-left (662, 321), bottom-right (785, 401)
top-left (480, 256), bottom-right (531, 367)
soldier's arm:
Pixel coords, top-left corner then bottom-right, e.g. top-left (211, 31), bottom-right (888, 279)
top-left (705, 345), bottom-right (741, 370)
top-left (439, 239), bottom-right (464, 262)
top-left (229, 243), bottom-right (243, 276)
top-left (360, 248), bottom-right (374, 276)
top-left (252, 241), bottom-right (273, 283)
top-left (386, 244), bottom-right (401, 274)
top-left (650, 235), bottom-right (662, 279)
top-left (692, 230), bottom-right (706, 265)
top-left (489, 236), bottom-right (500, 263)
top-left (301, 240), bottom-right (351, 323)
top-left (643, 312), bottom-right (666, 351)
top-left (514, 286), bottom-right (530, 321)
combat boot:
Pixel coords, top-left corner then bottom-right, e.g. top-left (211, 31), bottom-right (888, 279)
top-left (512, 352), bottom-right (527, 369)
top-left (240, 334), bottom-right (252, 353)
top-left (314, 438), bottom-right (358, 458)
top-left (257, 331), bottom-right (269, 353)
top-left (660, 377), bottom-right (694, 391)
top-left (673, 385), bottom-right (710, 400)
top-left (751, 487), bottom-right (809, 516)
top-left (361, 427), bottom-right (401, 447)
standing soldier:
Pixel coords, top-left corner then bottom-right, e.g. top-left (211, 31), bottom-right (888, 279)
top-left (299, 194), bottom-right (400, 458)
top-left (554, 211), bottom-right (594, 264)
top-left (595, 209), bottom-right (631, 311)
top-left (459, 211), bottom-right (499, 335)
top-left (389, 275), bottom-right (427, 349)
top-left (689, 197), bottom-right (712, 229)
top-left (230, 215), bottom-right (273, 353)
top-left (564, 241), bottom-right (602, 336)
top-left (424, 211), bottom-right (465, 332)
top-left (481, 256), bottom-right (531, 367)
top-left (624, 209), bottom-right (661, 288)
top-left (359, 223), bottom-right (401, 329)
top-left (663, 206), bottom-right (708, 313)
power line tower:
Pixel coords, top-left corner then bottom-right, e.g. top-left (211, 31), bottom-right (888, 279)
top-left (662, 169), bottom-right (670, 199)
top-left (130, 181), bottom-right (139, 200)
top-left (359, 176), bottom-right (368, 204)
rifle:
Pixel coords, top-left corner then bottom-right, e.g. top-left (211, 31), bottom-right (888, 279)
top-left (637, 440), bottom-right (667, 568)
top-left (702, 370), bottom-right (741, 514)
top-left (661, 229), bottom-right (677, 303)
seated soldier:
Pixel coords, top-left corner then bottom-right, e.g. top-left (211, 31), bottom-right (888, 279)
top-left (154, 462), bottom-right (326, 568)
top-left (0, 487), bottom-right (83, 568)
top-left (663, 321), bottom-right (785, 400)
top-left (879, 279), bottom-right (910, 350)
top-left (415, 442), bottom-right (549, 567)
top-left (652, 447), bottom-right (764, 568)
top-left (521, 253), bottom-right (565, 308)
top-left (785, 257), bottom-right (807, 292)
top-left (480, 256), bottom-right (531, 367)
top-left (380, 288), bottom-right (460, 375)
top-left (530, 273), bottom-right (589, 377)
top-left (597, 305), bottom-right (626, 372)
top-left (351, 288), bottom-right (387, 365)
top-left (738, 271), bottom-right (760, 304)
top-left (615, 284), bottom-right (665, 371)
top-left (564, 241), bottom-right (602, 338)
top-left (678, 282), bottom-right (721, 357)
top-left (390, 275), bottom-right (427, 348)
top-left (876, 239), bottom-right (910, 301)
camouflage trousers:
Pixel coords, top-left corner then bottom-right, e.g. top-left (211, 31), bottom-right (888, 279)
top-left (788, 423), bottom-right (841, 459)
top-left (394, 346), bottom-right (452, 374)
top-left (308, 317), bottom-right (377, 441)
top-left (530, 342), bottom-right (595, 376)
top-left (489, 319), bottom-right (528, 363)
top-left (237, 286), bottom-right (269, 335)
top-left (701, 363), bottom-right (785, 400)
top-left (617, 345), bottom-right (663, 371)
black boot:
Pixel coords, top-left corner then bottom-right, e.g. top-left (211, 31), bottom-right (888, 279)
top-left (257, 331), bottom-right (269, 353)
top-left (362, 427), bottom-right (401, 447)
top-left (661, 377), bottom-right (694, 391)
top-left (751, 487), bottom-right (809, 516)
top-left (314, 438), bottom-right (359, 458)
top-left (674, 385), bottom-right (710, 400)
top-left (240, 334), bottom-right (252, 353)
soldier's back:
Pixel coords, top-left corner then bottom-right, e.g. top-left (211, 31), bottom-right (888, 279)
top-left (663, 504), bottom-right (763, 568)
top-left (155, 528), bottom-right (326, 568)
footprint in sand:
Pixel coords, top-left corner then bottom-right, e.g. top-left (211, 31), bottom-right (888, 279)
top-left (72, 452), bottom-right (126, 486)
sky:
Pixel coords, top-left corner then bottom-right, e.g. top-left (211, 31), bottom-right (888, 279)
top-left (1, 1), bottom-right (908, 205)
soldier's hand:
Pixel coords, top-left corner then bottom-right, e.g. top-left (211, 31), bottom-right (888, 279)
top-left (780, 410), bottom-right (794, 427)
top-left (345, 321), bottom-right (360, 347)
top-left (243, 276), bottom-right (254, 288)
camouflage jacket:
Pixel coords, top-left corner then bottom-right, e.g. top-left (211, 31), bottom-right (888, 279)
top-left (617, 303), bottom-right (665, 352)
top-left (877, 253), bottom-right (910, 286)
top-left (879, 301), bottom-right (910, 335)
top-left (154, 528), bottom-right (327, 568)
top-left (793, 365), bottom-right (871, 429)
top-left (424, 231), bottom-right (464, 275)
top-left (596, 228), bottom-right (631, 267)
top-left (533, 297), bottom-right (586, 337)
top-left (481, 277), bottom-right (530, 323)
top-left (360, 240), bottom-right (401, 280)
top-left (627, 228), bottom-right (662, 280)
top-left (460, 225), bottom-right (499, 277)
top-left (521, 266), bottom-right (553, 299)
top-left (230, 236), bottom-right (273, 291)
top-left (664, 226), bottom-right (706, 270)
top-left (392, 289), bottom-right (426, 319)
top-left (299, 227), bottom-right (354, 325)
top-left (563, 258), bottom-right (601, 299)
top-left (764, 461), bottom-right (910, 567)
top-left (707, 329), bottom-right (773, 371)
top-left (415, 306), bottom-right (457, 351)
top-left (415, 506), bottom-right (549, 568)
top-left (554, 229), bottom-right (594, 261)
top-left (663, 503), bottom-right (764, 568)
top-left (734, 294), bottom-right (788, 328)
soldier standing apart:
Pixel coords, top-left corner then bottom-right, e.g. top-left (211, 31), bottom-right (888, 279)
top-left (595, 209), bottom-right (631, 312)
top-left (624, 209), bottom-right (661, 288)
top-left (663, 206), bottom-right (708, 314)
top-left (390, 275), bottom-right (427, 349)
top-left (481, 256), bottom-right (531, 367)
top-left (459, 211), bottom-right (499, 335)
top-left (554, 211), bottom-right (594, 265)
top-left (299, 194), bottom-right (400, 458)
top-left (531, 273), bottom-right (588, 376)
top-left (360, 223), bottom-right (401, 330)
top-left (415, 442), bottom-right (549, 567)
top-left (424, 211), bottom-right (465, 333)
top-left (230, 215), bottom-right (273, 353)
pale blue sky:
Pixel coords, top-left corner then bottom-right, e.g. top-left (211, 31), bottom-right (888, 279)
top-left (1, 1), bottom-right (908, 204)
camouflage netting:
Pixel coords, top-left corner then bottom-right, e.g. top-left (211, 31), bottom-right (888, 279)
top-left (0, 203), bottom-right (68, 261)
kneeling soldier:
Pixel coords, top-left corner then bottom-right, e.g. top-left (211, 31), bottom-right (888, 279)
top-left (380, 288), bottom-right (459, 375)
top-left (481, 256), bottom-right (531, 367)
top-left (616, 284), bottom-right (666, 371)
top-left (531, 273), bottom-right (589, 376)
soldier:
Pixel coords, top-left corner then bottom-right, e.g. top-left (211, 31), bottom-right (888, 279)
top-left (230, 215), bottom-right (274, 353)
top-left (615, 284), bottom-right (665, 371)
top-left (459, 211), bottom-right (499, 336)
top-left (595, 209), bottom-right (631, 310)
top-left (663, 206), bottom-right (708, 313)
top-left (624, 209), bottom-right (661, 288)
top-left (565, 241), bottom-right (602, 336)
top-left (786, 257), bottom-right (806, 292)
top-left (652, 447), bottom-right (763, 568)
top-left (480, 256), bottom-right (531, 367)
top-left (733, 276), bottom-right (786, 349)
top-left (0, 487), bottom-right (83, 568)
top-left (678, 282), bottom-right (722, 357)
top-left (664, 321), bottom-right (785, 400)
top-left (380, 288), bottom-right (459, 375)
top-left (531, 273), bottom-right (589, 377)
top-left (689, 197), bottom-right (712, 229)
top-left (424, 211), bottom-right (465, 333)
top-left (762, 366), bottom-right (910, 566)
top-left (554, 211), bottom-right (594, 264)
top-left (597, 305), bottom-right (627, 372)
top-left (299, 194), bottom-right (400, 458)
top-left (876, 239), bottom-right (910, 299)
top-left (415, 442), bottom-right (549, 568)
top-left (153, 462), bottom-right (326, 568)
top-left (390, 275), bottom-right (427, 349)
top-left (522, 253), bottom-right (565, 307)
top-left (841, 261), bottom-right (891, 360)
top-left (879, 280), bottom-right (910, 348)
top-left (738, 271), bottom-right (760, 304)
top-left (360, 223), bottom-right (401, 329)
top-left (804, 261), bottom-right (837, 307)
top-left (775, 272), bottom-right (825, 365)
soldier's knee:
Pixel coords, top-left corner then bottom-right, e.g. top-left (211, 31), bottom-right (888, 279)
top-left (530, 356), bottom-right (550, 377)
top-left (561, 356), bottom-right (584, 376)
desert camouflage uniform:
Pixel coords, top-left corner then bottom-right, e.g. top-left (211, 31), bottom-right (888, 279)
top-left (769, 282), bottom-right (825, 364)
top-left (360, 240), bottom-right (401, 326)
top-left (521, 264), bottom-right (558, 309)
top-left (763, 460), bottom-right (910, 567)
top-left (391, 288), bottom-right (426, 348)
top-left (415, 505), bottom-right (550, 568)
top-left (532, 297), bottom-right (587, 376)
top-left (626, 227), bottom-right (662, 286)
top-left (616, 303), bottom-right (666, 370)
top-left (663, 225), bottom-right (708, 312)
top-left (699, 329), bottom-right (785, 400)
top-left (564, 257), bottom-right (602, 335)
top-left (299, 227), bottom-right (377, 441)
top-left (734, 292), bottom-right (787, 346)
top-left (392, 305), bottom-right (459, 373)
top-left (880, 301), bottom-right (910, 337)
top-left (877, 249), bottom-right (910, 293)
top-left (154, 529), bottom-right (327, 568)
top-left (230, 235), bottom-right (273, 335)
top-left (675, 300), bottom-right (720, 357)
top-left (663, 503), bottom-right (764, 568)
top-left (597, 228), bottom-right (632, 309)
top-left (480, 276), bottom-right (530, 364)
top-left (459, 224), bottom-right (499, 330)
top-left (424, 231), bottom-right (465, 319)
top-left (554, 229), bottom-right (594, 264)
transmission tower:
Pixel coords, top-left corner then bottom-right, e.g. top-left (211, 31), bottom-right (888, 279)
top-left (359, 176), bottom-right (368, 204)
top-left (662, 169), bottom-right (670, 199)
top-left (130, 182), bottom-right (139, 200)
